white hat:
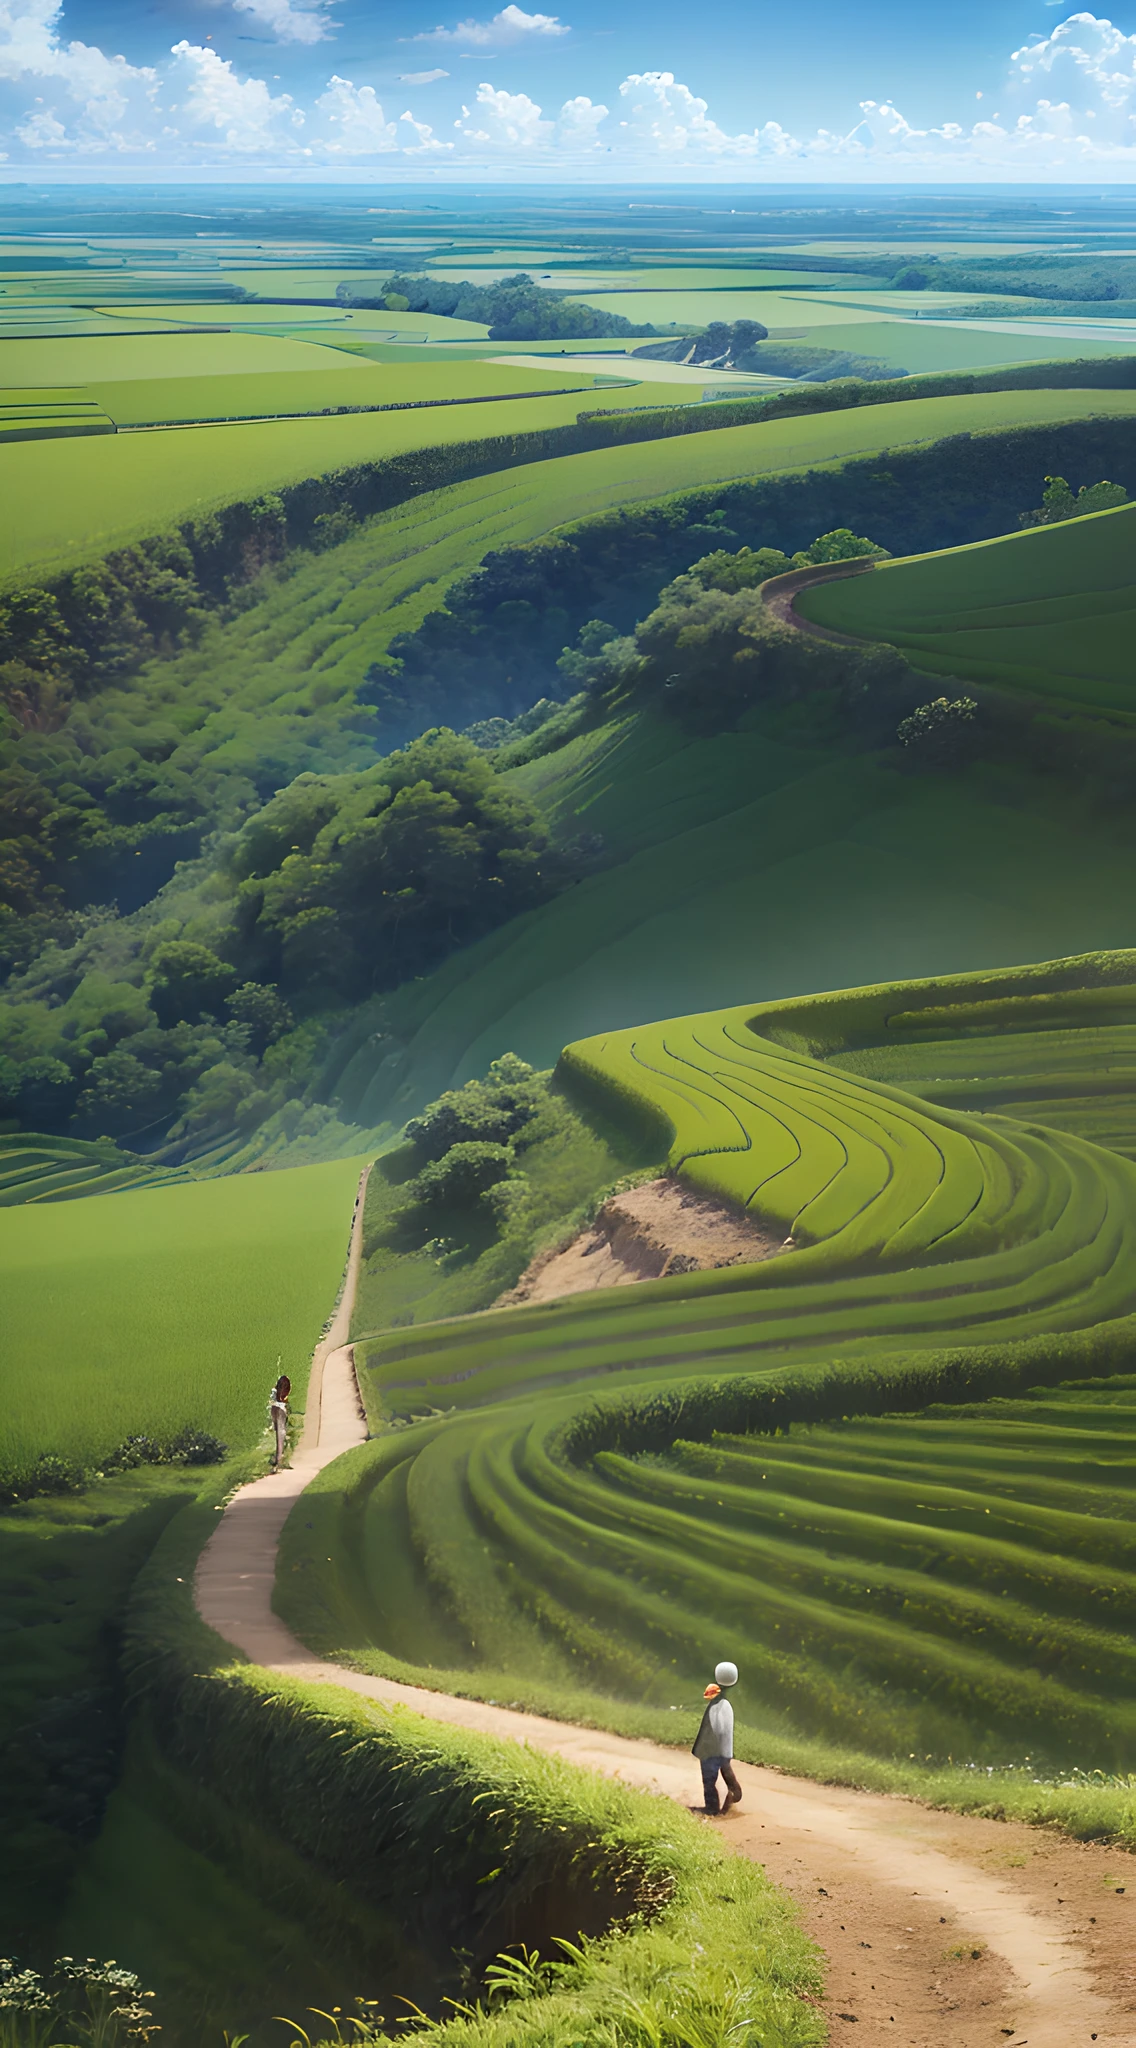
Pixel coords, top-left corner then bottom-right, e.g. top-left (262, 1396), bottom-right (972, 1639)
top-left (714, 1661), bottom-right (738, 1687)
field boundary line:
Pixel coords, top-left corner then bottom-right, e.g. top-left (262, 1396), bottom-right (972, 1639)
top-left (115, 385), bottom-right (631, 435)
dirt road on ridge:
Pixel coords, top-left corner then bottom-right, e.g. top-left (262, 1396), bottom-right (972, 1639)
top-left (195, 1178), bottom-right (1136, 2048)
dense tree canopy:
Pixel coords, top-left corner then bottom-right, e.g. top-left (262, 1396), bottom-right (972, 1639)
top-left (342, 272), bottom-right (655, 342)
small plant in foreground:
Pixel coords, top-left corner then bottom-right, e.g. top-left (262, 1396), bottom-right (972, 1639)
top-left (0, 1426), bottom-right (228, 1508)
top-left (0, 1957), bottom-right (159, 2047)
top-left (274, 1999), bottom-right (385, 2046)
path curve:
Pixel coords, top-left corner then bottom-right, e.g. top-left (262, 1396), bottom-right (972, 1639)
top-left (761, 557), bottom-right (879, 644)
top-left (196, 1174), bottom-right (1136, 2048)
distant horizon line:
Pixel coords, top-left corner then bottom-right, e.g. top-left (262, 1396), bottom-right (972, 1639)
top-left (3, 174), bottom-right (1136, 193)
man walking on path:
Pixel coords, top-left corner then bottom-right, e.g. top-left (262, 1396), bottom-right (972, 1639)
top-left (692, 1660), bottom-right (742, 1814)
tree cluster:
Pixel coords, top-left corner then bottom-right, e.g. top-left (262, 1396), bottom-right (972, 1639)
top-left (227, 730), bottom-right (560, 1004)
top-left (567, 533), bottom-right (901, 732)
top-left (0, 733), bottom-right (574, 1156)
top-left (380, 1053), bottom-right (545, 1251)
top-left (341, 272), bottom-right (655, 341)
top-left (1018, 474), bottom-right (1129, 527)
top-left (635, 323), bottom-right (898, 382)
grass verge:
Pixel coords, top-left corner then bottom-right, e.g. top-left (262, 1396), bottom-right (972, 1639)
top-left (60, 1478), bottom-right (824, 2047)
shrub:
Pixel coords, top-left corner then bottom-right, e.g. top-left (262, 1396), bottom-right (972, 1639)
top-left (0, 1955), bottom-right (159, 2047)
top-left (1019, 473), bottom-right (1129, 527)
top-left (406, 1140), bottom-right (515, 1212)
top-left (0, 1424), bottom-right (227, 1506)
top-left (897, 695), bottom-right (979, 767)
top-left (792, 527), bottom-right (890, 566)
top-left (404, 1055), bottom-right (542, 1163)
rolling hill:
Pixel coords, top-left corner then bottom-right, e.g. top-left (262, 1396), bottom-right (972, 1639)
top-left (795, 500), bottom-right (1136, 715)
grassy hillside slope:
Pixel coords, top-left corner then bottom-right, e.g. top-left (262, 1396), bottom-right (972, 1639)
top-left (329, 706), bottom-right (1136, 1132)
top-left (797, 500), bottom-right (1136, 712)
top-left (280, 952), bottom-right (1136, 1791)
top-left (6, 383), bottom-right (1134, 580)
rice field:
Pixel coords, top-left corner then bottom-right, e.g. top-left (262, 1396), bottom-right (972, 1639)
top-left (796, 500), bottom-right (1136, 713)
top-left (280, 953), bottom-right (1136, 1773)
top-left (0, 1155), bottom-right (363, 1471)
top-left (0, 1134), bottom-right (191, 1204)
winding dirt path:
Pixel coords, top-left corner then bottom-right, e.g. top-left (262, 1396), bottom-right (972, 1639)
top-left (196, 1179), bottom-right (1136, 2048)
top-left (760, 557), bottom-right (878, 643)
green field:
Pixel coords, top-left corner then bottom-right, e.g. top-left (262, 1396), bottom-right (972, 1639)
top-left (0, 329), bottom-right (359, 383)
top-left (6, 382), bottom-right (1135, 582)
top-left (84, 359), bottom-right (611, 426)
top-left (781, 315), bottom-right (1136, 376)
top-left (0, 1156), bottom-right (361, 1472)
top-left (0, 389), bottom-right (113, 441)
top-left (797, 501), bottom-right (1136, 712)
top-left (280, 953), bottom-right (1136, 1777)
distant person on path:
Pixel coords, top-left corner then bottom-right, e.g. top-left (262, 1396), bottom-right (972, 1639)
top-left (692, 1660), bottom-right (742, 1814)
top-left (269, 1373), bottom-right (291, 1470)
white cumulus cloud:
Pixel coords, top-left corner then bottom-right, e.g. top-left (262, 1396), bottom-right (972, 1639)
top-left (314, 73), bottom-right (396, 151)
top-left (617, 70), bottom-right (777, 156)
top-left (6, 5), bottom-right (1136, 175)
top-left (453, 80), bottom-right (610, 156)
top-left (456, 80), bottom-right (549, 144)
top-left (399, 107), bottom-right (451, 150)
top-left (170, 40), bottom-right (303, 151)
top-left (0, 0), bottom-right (158, 149)
top-left (229, 0), bottom-right (336, 47)
top-left (414, 4), bottom-right (567, 46)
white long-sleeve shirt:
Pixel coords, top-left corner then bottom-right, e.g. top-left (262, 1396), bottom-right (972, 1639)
top-left (692, 1693), bottom-right (734, 1760)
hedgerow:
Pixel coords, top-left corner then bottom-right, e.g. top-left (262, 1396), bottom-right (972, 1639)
top-left (122, 1484), bottom-right (823, 2047)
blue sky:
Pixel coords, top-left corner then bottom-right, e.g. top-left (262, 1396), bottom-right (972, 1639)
top-left (4, 0), bottom-right (1136, 178)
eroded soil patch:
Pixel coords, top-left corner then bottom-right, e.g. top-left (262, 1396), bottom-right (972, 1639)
top-left (498, 1174), bottom-right (790, 1306)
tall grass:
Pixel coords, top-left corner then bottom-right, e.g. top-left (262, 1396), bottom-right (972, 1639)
top-left (0, 1155), bottom-right (362, 1472)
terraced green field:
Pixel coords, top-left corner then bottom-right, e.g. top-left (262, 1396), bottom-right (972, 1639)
top-left (0, 1133), bottom-right (192, 1205)
top-left (280, 952), bottom-right (1136, 1775)
top-left (0, 390), bottom-right (113, 441)
top-left (797, 501), bottom-right (1136, 714)
top-left (0, 1155), bottom-right (361, 1473)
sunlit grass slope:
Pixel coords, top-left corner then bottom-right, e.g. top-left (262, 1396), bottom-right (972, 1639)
top-left (797, 501), bottom-right (1136, 714)
top-left (0, 1155), bottom-right (361, 1472)
top-left (334, 709), bottom-right (1136, 1128)
top-left (6, 382), bottom-right (1135, 581)
top-left (282, 952), bottom-right (1136, 1774)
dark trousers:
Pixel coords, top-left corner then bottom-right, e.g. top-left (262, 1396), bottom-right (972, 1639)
top-left (700, 1756), bottom-right (741, 1812)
